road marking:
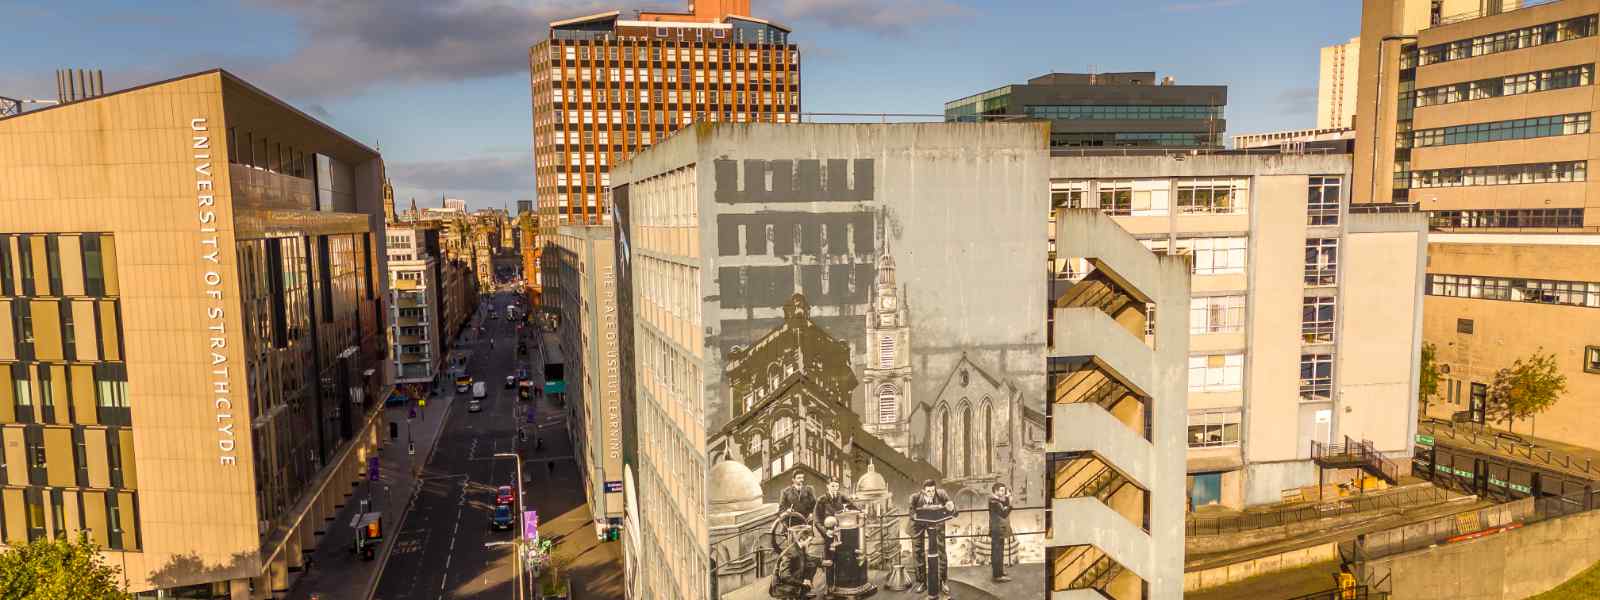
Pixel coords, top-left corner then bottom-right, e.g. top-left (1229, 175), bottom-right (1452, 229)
top-left (444, 553), bottom-right (451, 571)
top-left (440, 574), bottom-right (448, 590)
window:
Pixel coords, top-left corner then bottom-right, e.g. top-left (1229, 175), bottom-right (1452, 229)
top-left (877, 384), bottom-right (897, 425)
top-left (1051, 181), bottom-right (1090, 209)
top-left (1457, 318), bottom-right (1475, 334)
top-left (1188, 411), bottom-right (1241, 447)
top-left (1308, 176), bottom-right (1342, 226)
top-left (1177, 179), bottom-right (1248, 214)
top-left (1191, 237), bottom-right (1248, 275)
top-left (1428, 273), bottom-right (1600, 308)
top-left (1024, 104), bottom-right (1224, 120)
top-left (1302, 296), bottom-right (1336, 343)
top-left (1585, 346), bottom-right (1600, 374)
top-left (1190, 295), bottom-right (1245, 334)
top-left (1305, 239), bottom-right (1338, 286)
top-left (1428, 208), bottom-right (1583, 229)
top-left (96, 365), bottom-right (129, 408)
top-left (1299, 354), bottom-right (1334, 402)
top-left (1414, 64), bottom-right (1593, 108)
top-left (1188, 353), bottom-right (1244, 392)
top-left (1405, 113), bottom-right (1588, 148)
top-left (1418, 16), bottom-right (1598, 66)
top-left (1097, 182), bottom-right (1133, 216)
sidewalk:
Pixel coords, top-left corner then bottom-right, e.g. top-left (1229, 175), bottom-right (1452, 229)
top-left (284, 394), bottom-right (454, 600)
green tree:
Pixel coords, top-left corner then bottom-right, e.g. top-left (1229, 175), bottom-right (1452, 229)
top-left (1486, 349), bottom-right (1568, 430)
top-left (0, 533), bottom-right (130, 600)
top-left (1419, 342), bottom-right (1441, 415)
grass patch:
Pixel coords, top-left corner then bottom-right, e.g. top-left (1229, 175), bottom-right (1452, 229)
top-left (1530, 560), bottom-right (1600, 599)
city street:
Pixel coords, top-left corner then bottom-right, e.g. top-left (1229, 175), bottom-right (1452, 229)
top-left (367, 289), bottom-right (623, 600)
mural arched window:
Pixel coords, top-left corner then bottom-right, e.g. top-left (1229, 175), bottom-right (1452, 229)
top-left (980, 399), bottom-right (993, 475)
top-left (959, 404), bottom-right (973, 479)
top-left (933, 404), bottom-right (949, 475)
top-left (876, 383), bottom-right (898, 425)
top-left (767, 363), bottom-right (782, 390)
top-left (773, 416), bottom-right (793, 440)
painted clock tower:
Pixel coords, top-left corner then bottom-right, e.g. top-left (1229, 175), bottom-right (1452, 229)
top-left (862, 247), bottom-right (912, 454)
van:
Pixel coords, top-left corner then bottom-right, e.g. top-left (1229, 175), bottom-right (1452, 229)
top-left (472, 381), bottom-right (487, 399)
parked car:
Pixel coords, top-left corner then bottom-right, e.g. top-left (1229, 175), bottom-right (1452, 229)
top-left (490, 504), bottom-right (514, 531)
top-left (497, 485), bottom-right (515, 505)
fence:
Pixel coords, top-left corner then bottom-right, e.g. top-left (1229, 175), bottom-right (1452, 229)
top-left (1284, 586), bottom-right (1389, 600)
top-left (1420, 419), bottom-right (1600, 478)
top-left (1335, 493), bottom-right (1599, 565)
top-left (1187, 486), bottom-right (1455, 537)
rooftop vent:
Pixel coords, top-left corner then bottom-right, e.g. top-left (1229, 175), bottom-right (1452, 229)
top-left (56, 69), bottom-right (104, 104)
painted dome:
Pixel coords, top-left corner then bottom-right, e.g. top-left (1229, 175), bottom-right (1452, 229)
top-left (709, 459), bottom-right (765, 514)
top-left (855, 461), bottom-right (891, 502)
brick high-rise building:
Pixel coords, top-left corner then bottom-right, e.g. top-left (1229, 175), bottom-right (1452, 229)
top-left (528, 0), bottom-right (801, 237)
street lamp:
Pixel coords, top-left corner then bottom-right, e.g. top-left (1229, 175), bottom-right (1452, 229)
top-left (494, 452), bottom-right (527, 600)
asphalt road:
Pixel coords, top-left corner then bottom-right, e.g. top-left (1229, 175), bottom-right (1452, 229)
top-left (373, 291), bottom-right (545, 600)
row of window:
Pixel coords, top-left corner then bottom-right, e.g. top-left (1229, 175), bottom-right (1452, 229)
top-left (553, 87), bottom-right (791, 105)
top-left (553, 42), bottom-right (797, 64)
top-left (1188, 411), bottom-right (1240, 448)
top-left (0, 486), bottom-right (139, 550)
top-left (2, 363), bottom-right (131, 426)
top-left (1187, 352), bottom-right (1337, 399)
top-left (5, 299), bottom-right (125, 365)
top-left (1414, 64), bottom-right (1592, 108)
top-left (1402, 113), bottom-right (1589, 149)
top-left (1049, 132), bottom-right (1220, 148)
top-left (1052, 178), bottom-right (1251, 217)
top-left (1418, 15), bottom-right (1597, 66)
top-left (1411, 160), bottom-right (1587, 188)
top-left (1303, 297), bottom-right (1335, 343)
top-left (0, 424), bottom-right (134, 491)
top-left (1022, 104), bottom-right (1223, 120)
top-left (1305, 239), bottom-right (1338, 286)
top-left (0, 234), bottom-right (118, 299)
top-left (1190, 295), bottom-right (1245, 334)
top-left (1428, 274), bottom-right (1600, 308)
top-left (1427, 208), bottom-right (1585, 229)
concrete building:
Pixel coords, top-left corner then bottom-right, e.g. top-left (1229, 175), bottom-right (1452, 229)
top-left (1319, 37), bottom-right (1362, 129)
top-left (1232, 126), bottom-right (1354, 150)
top-left (0, 69), bottom-right (391, 598)
top-left (944, 72), bottom-right (1228, 149)
top-left (607, 121), bottom-right (1188, 599)
top-left (1353, 0), bottom-right (1600, 447)
top-left (1050, 151), bottom-right (1428, 508)
top-left (549, 225), bottom-right (626, 538)
top-left (385, 224), bottom-right (446, 386)
top-left (528, 0), bottom-right (801, 234)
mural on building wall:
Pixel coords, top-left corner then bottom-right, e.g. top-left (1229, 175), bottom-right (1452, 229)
top-left (705, 159), bottom-right (1045, 600)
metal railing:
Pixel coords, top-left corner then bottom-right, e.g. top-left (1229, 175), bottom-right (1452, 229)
top-left (1312, 436), bottom-right (1401, 483)
top-left (1285, 586), bottom-right (1388, 600)
top-left (1186, 485), bottom-right (1456, 536)
top-left (1420, 419), bottom-right (1600, 477)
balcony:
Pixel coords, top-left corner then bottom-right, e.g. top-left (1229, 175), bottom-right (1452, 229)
top-left (397, 352), bottom-right (430, 364)
top-left (395, 295), bottom-right (424, 308)
top-left (396, 316), bottom-right (426, 327)
top-left (397, 334), bottom-right (425, 345)
top-left (1049, 544), bottom-right (1143, 600)
top-left (395, 279), bottom-right (420, 291)
top-left (1051, 452), bottom-right (1147, 532)
top-left (230, 164), bottom-right (314, 210)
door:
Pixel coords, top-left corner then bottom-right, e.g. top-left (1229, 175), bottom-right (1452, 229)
top-left (1470, 383), bottom-right (1488, 424)
top-left (1314, 409), bottom-right (1333, 447)
top-left (1189, 473), bottom-right (1222, 510)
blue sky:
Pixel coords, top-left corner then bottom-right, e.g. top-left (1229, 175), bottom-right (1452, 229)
top-left (1, 0), bottom-right (1359, 211)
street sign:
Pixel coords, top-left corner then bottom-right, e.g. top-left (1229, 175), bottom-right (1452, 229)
top-left (604, 480), bottom-right (623, 493)
top-left (1416, 434), bottom-right (1435, 447)
top-left (524, 510), bottom-right (539, 542)
top-left (368, 456), bottom-right (380, 482)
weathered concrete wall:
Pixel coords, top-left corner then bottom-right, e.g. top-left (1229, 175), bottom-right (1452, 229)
top-left (1184, 542), bottom-right (1338, 593)
top-left (1362, 505), bottom-right (1600, 599)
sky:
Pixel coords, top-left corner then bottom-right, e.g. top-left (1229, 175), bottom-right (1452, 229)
top-left (0, 0), bottom-right (1360, 211)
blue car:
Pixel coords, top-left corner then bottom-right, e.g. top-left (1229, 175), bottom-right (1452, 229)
top-left (491, 504), bottom-right (515, 531)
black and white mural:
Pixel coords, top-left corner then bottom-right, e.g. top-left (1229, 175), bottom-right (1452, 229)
top-left (705, 158), bottom-right (1046, 600)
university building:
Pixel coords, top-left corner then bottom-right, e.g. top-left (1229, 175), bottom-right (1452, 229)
top-left (1354, 0), bottom-right (1600, 445)
top-left (0, 70), bottom-right (391, 598)
top-left (1050, 151), bottom-right (1428, 508)
top-left (944, 71), bottom-right (1227, 149)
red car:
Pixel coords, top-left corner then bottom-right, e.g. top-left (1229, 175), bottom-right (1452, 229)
top-left (496, 485), bottom-right (515, 506)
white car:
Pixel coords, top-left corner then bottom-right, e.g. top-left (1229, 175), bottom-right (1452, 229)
top-left (468, 400), bottom-right (482, 413)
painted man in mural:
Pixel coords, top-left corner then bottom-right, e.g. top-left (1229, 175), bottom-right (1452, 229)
top-left (988, 482), bottom-right (1014, 582)
top-left (769, 525), bottom-right (819, 600)
top-left (910, 479), bottom-right (955, 598)
top-left (813, 477), bottom-right (860, 589)
top-left (777, 472), bottom-right (818, 529)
